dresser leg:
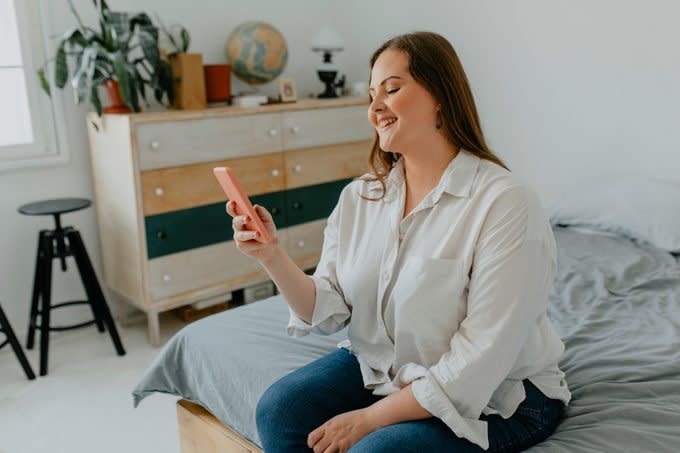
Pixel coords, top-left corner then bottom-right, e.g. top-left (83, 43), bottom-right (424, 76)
top-left (116, 297), bottom-right (128, 328)
top-left (147, 311), bottom-right (161, 346)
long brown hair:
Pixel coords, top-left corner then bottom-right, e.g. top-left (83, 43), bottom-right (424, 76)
top-left (363, 32), bottom-right (508, 199)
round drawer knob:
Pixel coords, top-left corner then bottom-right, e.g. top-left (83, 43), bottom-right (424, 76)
top-left (156, 231), bottom-right (167, 240)
top-left (292, 201), bottom-right (302, 209)
top-left (150, 140), bottom-right (160, 150)
top-left (290, 126), bottom-right (301, 134)
top-left (162, 274), bottom-right (171, 282)
top-left (268, 128), bottom-right (278, 137)
top-left (297, 240), bottom-right (305, 248)
top-left (154, 187), bottom-right (164, 197)
top-left (293, 164), bottom-right (302, 173)
top-left (271, 169), bottom-right (280, 177)
top-left (271, 207), bottom-right (280, 215)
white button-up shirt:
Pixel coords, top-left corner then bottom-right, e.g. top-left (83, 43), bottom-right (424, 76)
top-left (288, 150), bottom-right (571, 449)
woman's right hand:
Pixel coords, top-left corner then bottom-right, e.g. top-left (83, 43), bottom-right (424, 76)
top-left (226, 201), bottom-right (280, 263)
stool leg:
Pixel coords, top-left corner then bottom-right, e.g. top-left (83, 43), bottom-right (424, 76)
top-left (0, 305), bottom-right (36, 380)
top-left (65, 232), bottom-right (105, 333)
top-left (67, 230), bottom-right (126, 356)
top-left (39, 233), bottom-right (54, 376)
top-left (26, 231), bottom-right (45, 350)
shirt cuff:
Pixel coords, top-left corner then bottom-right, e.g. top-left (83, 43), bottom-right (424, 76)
top-left (412, 373), bottom-right (490, 450)
top-left (286, 275), bottom-right (350, 337)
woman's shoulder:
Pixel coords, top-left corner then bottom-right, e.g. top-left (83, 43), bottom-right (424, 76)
top-left (472, 158), bottom-right (544, 213)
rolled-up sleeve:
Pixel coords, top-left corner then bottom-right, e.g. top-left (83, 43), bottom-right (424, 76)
top-left (411, 186), bottom-right (557, 449)
top-left (287, 200), bottom-right (352, 337)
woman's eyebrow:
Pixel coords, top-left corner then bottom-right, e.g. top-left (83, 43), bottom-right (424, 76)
top-left (369, 75), bottom-right (403, 92)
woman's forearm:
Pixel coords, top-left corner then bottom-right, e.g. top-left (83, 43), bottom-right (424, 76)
top-left (259, 245), bottom-right (316, 323)
top-left (365, 384), bottom-right (432, 428)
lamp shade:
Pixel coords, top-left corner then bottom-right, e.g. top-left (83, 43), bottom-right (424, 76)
top-left (311, 26), bottom-right (344, 52)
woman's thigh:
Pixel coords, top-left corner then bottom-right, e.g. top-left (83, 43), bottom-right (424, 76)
top-left (256, 348), bottom-right (380, 452)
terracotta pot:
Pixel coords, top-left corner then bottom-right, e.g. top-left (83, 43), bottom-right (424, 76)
top-left (103, 79), bottom-right (132, 114)
top-left (203, 64), bottom-right (232, 103)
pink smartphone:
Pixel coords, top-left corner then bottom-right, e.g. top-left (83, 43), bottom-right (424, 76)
top-left (213, 167), bottom-right (272, 243)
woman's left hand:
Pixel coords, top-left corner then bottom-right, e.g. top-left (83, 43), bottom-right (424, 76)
top-left (307, 408), bottom-right (381, 453)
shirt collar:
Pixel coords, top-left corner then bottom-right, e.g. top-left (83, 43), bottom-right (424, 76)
top-left (367, 150), bottom-right (480, 201)
top-left (437, 149), bottom-right (481, 198)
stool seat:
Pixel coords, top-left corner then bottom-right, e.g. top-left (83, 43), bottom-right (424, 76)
top-left (18, 198), bottom-right (91, 216)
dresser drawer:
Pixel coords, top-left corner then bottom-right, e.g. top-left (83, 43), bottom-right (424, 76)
top-left (284, 140), bottom-right (371, 190)
top-left (141, 153), bottom-right (285, 216)
top-left (285, 179), bottom-right (351, 227)
top-left (286, 219), bottom-right (326, 263)
top-left (145, 192), bottom-right (286, 259)
top-left (136, 113), bottom-right (282, 170)
top-left (147, 241), bottom-right (268, 300)
top-left (281, 105), bottom-right (372, 150)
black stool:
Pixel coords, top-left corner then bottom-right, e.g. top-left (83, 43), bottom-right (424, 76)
top-left (0, 303), bottom-right (36, 380)
top-left (19, 198), bottom-right (125, 376)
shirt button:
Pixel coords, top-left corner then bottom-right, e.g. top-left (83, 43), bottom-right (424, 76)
top-left (382, 272), bottom-right (390, 282)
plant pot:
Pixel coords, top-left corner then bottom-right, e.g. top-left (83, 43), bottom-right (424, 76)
top-left (203, 64), bottom-right (232, 103)
top-left (103, 79), bottom-right (132, 114)
top-left (169, 53), bottom-right (207, 110)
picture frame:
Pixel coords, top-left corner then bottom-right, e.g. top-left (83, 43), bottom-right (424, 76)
top-left (279, 78), bottom-right (297, 103)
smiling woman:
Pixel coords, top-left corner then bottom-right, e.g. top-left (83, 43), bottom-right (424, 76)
top-left (0, 0), bottom-right (67, 170)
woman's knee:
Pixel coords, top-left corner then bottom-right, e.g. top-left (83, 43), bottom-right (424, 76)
top-left (256, 375), bottom-right (306, 434)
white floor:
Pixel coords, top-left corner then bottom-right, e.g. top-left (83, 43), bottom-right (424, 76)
top-left (0, 312), bottom-right (188, 453)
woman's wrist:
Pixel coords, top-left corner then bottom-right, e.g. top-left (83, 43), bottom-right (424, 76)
top-left (258, 242), bottom-right (284, 267)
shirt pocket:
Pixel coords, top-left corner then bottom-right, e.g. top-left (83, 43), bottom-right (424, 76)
top-left (392, 256), bottom-right (470, 344)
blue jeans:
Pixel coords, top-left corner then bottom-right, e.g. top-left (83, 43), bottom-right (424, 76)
top-left (256, 348), bottom-right (564, 452)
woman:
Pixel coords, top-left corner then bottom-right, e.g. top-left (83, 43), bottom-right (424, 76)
top-left (226, 31), bottom-right (571, 453)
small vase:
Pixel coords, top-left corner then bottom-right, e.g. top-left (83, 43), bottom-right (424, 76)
top-left (103, 79), bottom-right (132, 114)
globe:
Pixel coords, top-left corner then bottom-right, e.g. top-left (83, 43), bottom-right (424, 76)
top-left (226, 21), bottom-right (288, 85)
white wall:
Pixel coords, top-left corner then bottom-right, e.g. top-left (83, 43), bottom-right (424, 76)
top-left (1, 0), bottom-right (678, 336)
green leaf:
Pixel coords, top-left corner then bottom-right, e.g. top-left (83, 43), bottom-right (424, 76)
top-left (91, 85), bottom-right (102, 116)
top-left (113, 53), bottom-right (133, 108)
top-left (62, 27), bottom-right (87, 50)
top-left (137, 28), bottom-right (161, 67)
top-left (180, 28), bottom-right (190, 52)
top-left (129, 13), bottom-right (153, 33)
top-left (37, 68), bottom-right (51, 96)
top-left (55, 43), bottom-right (68, 88)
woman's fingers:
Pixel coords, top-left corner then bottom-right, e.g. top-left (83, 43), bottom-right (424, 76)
top-left (231, 214), bottom-right (251, 231)
top-left (235, 230), bottom-right (259, 242)
top-left (254, 204), bottom-right (272, 222)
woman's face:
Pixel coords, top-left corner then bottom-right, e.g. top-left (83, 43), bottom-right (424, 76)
top-left (368, 49), bottom-right (439, 154)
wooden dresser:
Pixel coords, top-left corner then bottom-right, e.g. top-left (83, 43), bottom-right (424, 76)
top-left (86, 97), bottom-right (373, 345)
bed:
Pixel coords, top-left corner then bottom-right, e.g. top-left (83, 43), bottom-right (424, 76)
top-left (133, 218), bottom-right (680, 452)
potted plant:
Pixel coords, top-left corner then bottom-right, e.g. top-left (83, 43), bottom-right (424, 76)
top-left (157, 16), bottom-right (207, 110)
top-left (38, 0), bottom-right (174, 116)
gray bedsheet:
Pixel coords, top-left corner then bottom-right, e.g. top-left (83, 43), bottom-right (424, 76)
top-left (133, 227), bottom-right (680, 451)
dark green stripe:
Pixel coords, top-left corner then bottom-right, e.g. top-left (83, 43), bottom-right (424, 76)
top-left (285, 179), bottom-right (351, 226)
top-left (145, 192), bottom-right (286, 259)
top-left (145, 178), bottom-right (353, 259)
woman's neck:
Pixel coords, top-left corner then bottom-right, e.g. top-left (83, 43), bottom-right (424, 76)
top-left (400, 141), bottom-right (459, 218)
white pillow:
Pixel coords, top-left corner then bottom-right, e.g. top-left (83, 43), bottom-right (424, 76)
top-left (547, 178), bottom-right (680, 254)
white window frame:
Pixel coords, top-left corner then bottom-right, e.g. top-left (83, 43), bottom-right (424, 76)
top-left (0, 0), bottom-right (69, 172)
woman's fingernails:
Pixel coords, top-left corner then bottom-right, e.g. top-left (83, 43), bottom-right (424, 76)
top-left (245, 216), bottom-right (251, 223)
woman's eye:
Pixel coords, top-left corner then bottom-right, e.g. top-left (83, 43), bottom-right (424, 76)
top-left (387, 88), bottom-right (400, 94)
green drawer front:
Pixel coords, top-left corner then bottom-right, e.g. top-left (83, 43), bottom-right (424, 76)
top-left (285, 178), bottom-right (352, 226)
top-left (145, 192), bottom-right (286, 259)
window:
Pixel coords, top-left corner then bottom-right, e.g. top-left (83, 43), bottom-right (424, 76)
top-left (0, 0), bottom-right (68, 170)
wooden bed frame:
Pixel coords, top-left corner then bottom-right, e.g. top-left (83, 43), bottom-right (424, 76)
top-left (177, 400), bottom-right (263, 453)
